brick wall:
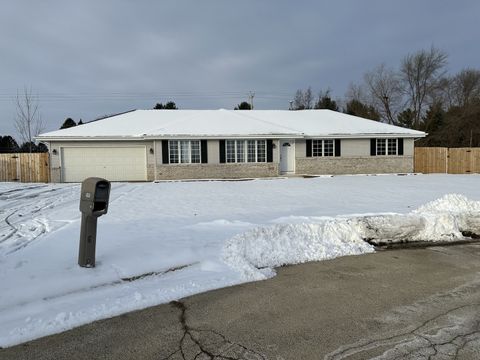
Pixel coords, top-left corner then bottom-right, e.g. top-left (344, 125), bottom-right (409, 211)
top-left (156, 163), bottom-right (279, 180)
top-left (296, 156), bottom-right (414, 175)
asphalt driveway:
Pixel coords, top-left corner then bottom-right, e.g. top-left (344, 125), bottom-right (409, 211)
top-left (2, 243), bottom-right (480, 360)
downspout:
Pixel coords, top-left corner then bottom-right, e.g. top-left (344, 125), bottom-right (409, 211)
top-left (153, 140), bottom-right (157, 181)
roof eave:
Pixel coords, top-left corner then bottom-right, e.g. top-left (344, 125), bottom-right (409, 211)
top-left (36, 132), bottom-right (426, 142)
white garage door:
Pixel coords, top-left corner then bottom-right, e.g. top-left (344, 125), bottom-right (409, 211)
top-left (61, 147), bottom-right (147, 182)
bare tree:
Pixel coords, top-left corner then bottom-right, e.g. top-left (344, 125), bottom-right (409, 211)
top-left (304, 87), bottom-right (313, 109)
top-left (293, 89), bottom-right (305, 110)
top-left (345, 82), bottom-right (368, 103)
top-left (450, 68), bottom-right (480, 107)
top-left (364, 63), bottom-right (403, 124)
top-left (14, 87), bottom-right (44, 153)
top-left (400, 46), bottom-right (448, 128)
top-left (292, 87), bottom-right (314, 110)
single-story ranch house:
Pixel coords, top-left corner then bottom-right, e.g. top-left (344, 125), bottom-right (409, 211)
top-left (36, 109), bottom-right (426, 182)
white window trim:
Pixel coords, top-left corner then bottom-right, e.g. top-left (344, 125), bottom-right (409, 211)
top-left (311, 139), bottom-right (335, 157)
top-left (376, 138), bottom-right (397, 156)
top-left (226, 139), bottom-right (267, 163)
top-left (169, 140), bottom-right (201, 164)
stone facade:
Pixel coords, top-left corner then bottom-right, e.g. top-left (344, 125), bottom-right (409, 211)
top-left (156, 163), bottom-right (279, 180)
top-left (296, 156), bottom-right (414, 175)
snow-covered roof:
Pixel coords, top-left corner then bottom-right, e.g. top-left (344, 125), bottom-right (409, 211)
top-left (37, 109), bottom-right (425, 140)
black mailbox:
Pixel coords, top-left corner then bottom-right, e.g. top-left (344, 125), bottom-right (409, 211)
top-left (78, 177), bottom-right (111, 267)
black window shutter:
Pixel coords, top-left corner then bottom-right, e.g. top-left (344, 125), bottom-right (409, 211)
top-left (334, 139), bottom-right (341, 157)
top-left (267, 140), bottom-right (273, 162)
top-left (370, 139), bottom-right (376, 156)
top-left (219, 140), bottom-right (225, 163)
top-left (306, 139), bottom-right (312, 157)
top-left (397, 138), bottom-right (404, 155)
top-left (162, 140), bottom-right (169, 164)
top-left (201, 140), bottom-right (208, 163)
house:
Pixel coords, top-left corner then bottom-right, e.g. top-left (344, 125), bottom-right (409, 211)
top-left (36, 109), bottom-right (425, 182)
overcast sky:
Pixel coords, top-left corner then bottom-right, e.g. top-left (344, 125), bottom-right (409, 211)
top-left (0, 0), bottom-right (479, 139)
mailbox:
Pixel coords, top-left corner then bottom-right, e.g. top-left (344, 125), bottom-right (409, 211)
top-left (78, 177), bottom-right (111, 268)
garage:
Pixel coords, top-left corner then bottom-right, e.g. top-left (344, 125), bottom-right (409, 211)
top-left (61, 146), bottom-right (147, 182)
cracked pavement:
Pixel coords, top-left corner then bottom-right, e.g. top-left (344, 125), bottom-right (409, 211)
top-left (2, 243), bottom-right (480, 360)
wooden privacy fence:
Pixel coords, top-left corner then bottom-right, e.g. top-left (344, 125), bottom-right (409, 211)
top-left (0, 153), bottom-right (50, 182)
top-left (415, 147), bottom-right (480, 174)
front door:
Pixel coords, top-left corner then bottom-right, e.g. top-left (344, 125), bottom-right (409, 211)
top-left (280, 140), bottom-right (295, 174)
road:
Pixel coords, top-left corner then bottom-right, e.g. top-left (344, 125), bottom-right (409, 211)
top-left (2, 243), bottom-right (480, 359)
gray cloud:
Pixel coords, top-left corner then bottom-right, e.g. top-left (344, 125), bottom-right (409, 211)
top-left (0, 0), bottom-right (479, 138)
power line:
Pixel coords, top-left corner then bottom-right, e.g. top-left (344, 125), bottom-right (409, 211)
top-left (0, 90), bottom-right (294, 102)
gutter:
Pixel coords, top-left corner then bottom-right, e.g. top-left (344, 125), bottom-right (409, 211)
top-left (35, 132), bottom-right (426, 142)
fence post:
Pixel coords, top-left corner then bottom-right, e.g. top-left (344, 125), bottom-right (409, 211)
top-left (445, 148), bottom-right (448, 174)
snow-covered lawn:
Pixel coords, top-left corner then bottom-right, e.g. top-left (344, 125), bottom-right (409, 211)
top-left (0, 174), bottom-right (479, 347)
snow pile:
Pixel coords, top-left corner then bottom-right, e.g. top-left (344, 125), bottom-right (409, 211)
top-left (222, 220), bottom-right (375, 280)
top-left (362, 194), bottom-right (480, 244)
top-left (223, 194), bottom-right (480, 276)
top-left (413, 193), bottom-right (480, 214)
top-left (410, 193), bottom-right (480, 241)
top-left (362, 213), bottom-right (465, 243)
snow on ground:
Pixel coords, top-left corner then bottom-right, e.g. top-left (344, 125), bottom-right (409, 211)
top-left (0, 174), bottom-right (479, 347)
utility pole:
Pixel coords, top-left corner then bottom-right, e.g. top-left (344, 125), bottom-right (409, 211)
top-left (248, 91), bottom-right (255, 110)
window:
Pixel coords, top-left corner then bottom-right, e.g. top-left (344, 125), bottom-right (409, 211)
top-left (257, 140), bottom-right (266, 162)
top-left (311, 139), bottom-right (335, 157)
top-left (236, 141), bottom-right (245, 162)
top-left (387, 138), bottom-right (397, 155)
top-left (247, 140), bottom-right (256, 162)
top-left (225, 140), bottom-right (267, 163)
top-left (190, 141), bottom-right (201, 163)
top-left (169, 140), bottom-right (201, 163)
top-left (169, 141), bottom-right (179, 163)
top-left (376, 139), bottom-right (386, 155)
top-left (226, 140), bottom-right (236, 163)
top-left (312, 140), bottom-right (322, 157)
top-left (376, 139), bottom-right (397, 156)
top-left (323, 140), bottom-right (334, 156)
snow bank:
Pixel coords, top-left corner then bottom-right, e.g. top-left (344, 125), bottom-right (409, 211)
top-left (362, 194), bottom-right (480, 244)
top-left (222, 221), bottom-right (375, 280)
top-left (413, 193), bottom-right (480, 214)
top-left (223, 194), bottom-right (480, 277)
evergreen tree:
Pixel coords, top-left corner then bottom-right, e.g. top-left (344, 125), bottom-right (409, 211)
top-left (78, 119), bottom-right (83, 125)
top-left (314, 90), bottom-right (339, 111)
top-left (422, 103), bottom-right (445, 133)
top-left (60, 118), bottom-right (77, 129)
top-left (37, 143), bottom-right (48, 152)
top-left (19, 142), bottom-right (38, 152)
top-left (234, 101), bottom-right (252, 110)
top-left (397, 109), bottom-right (416, 129)
top-left (0, 136), bottom-right (19, 153)
top-left (164, 101), bottom-right (178, 109)
top-left (17, 142), bottom-right (47, 153)
top-left (154, 101), bottom-right (178, 109)
top-left (345, 99), bottom-right (380, 121)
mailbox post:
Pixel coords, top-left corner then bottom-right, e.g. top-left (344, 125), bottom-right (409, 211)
top-left (78, 177), bottom-right (111, 267)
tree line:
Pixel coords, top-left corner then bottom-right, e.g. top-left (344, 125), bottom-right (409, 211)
top-left (0, 136), bottom-right (47, 153)
top-left (292, 46), bottom-right (480, 147)
top-left (4, 47), bottom-right (478, 153)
